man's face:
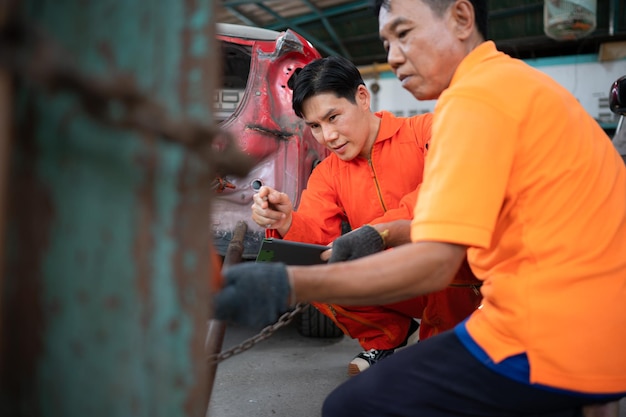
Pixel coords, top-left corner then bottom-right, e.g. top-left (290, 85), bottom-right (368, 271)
top-left (301, 87), bottom-right (372, 161)
top-left (379, 0), bottom-right (466, 101)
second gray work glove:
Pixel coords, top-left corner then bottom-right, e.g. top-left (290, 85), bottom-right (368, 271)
top-left (214, 262), bottom-right (291, 328)
top-left (329, 225), bottom-right (386, 263)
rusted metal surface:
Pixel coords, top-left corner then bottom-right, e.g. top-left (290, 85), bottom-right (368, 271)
top-left (211, 24), bottom-right (328, 259)
top-left (205, 319), bottom-right (228, 412)
top-left (0, 0), bottom-right (18, 384)
top-left (0, 1), bottom-right (245, 416)
top-left (206, 220), bottom-right (247, 408)
top-left (222, 221), bottom-right (249, 267)
top-left (0, 18), bottom-right (253, 179)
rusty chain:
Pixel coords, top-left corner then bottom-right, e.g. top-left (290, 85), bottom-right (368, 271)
top-left (207, 303), bottom-right (307, 364)
top-left (0, 16), bottom-right (254, 178)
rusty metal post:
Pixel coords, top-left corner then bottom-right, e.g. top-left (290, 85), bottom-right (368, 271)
top-left (1, 1), bottom-right (221, 416)
top-left (222, 221), bottom-right (250, 267)
top-left (0, 57), bottom-right (11, 383)
top-left (0, 0), bottom-right (18, 381)
top-left (206, 220), bottom-right (248, 408)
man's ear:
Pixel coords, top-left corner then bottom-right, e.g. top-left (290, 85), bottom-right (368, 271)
top-left (356, 84), bottom-right (371, 109)
top-left (450, 0), bottom-right (475, 41)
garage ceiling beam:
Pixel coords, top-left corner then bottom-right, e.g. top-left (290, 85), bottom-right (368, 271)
top-left (266, 1), bottom-right (372, 29)
top-left (222, 6), bottom-right (257, 26)
top-left (298, 0), bottom-right (352, 58)
top-left (489, 3), bottom-right (543, 20)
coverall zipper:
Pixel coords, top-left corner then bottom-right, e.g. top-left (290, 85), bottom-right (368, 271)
top-left (321, 159), bottom-right (392, 343)
top-left (368, 157), bottom-right (387, 212)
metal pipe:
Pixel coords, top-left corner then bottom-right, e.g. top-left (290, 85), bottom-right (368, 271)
top-left (206, 220), bottom-right (248, 408)
top-left (205, 319), bottom-right (227, 415)
top-left (609, 0), bottom-right (618, 36)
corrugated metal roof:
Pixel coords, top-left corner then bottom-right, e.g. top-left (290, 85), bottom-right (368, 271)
top-left (218, 0), bottom-right (626, 66)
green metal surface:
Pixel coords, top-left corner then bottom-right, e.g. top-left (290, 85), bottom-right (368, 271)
top-left (2, 1), bottom-right (219, 416)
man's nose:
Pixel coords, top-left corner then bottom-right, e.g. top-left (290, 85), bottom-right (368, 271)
top-left (322, 125), bottom-right (338, 142)
top-left (387, 43), bottom-right (404, 69)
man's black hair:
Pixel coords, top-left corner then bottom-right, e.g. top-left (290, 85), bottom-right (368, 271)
top-left (373, 0), bottom-right (488, 40)
top-left (291, 55), bottom-right (365, 119)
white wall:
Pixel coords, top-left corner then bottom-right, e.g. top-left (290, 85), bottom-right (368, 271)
top-left (367, 54), bottom-right (626, 127)
top-left (367, 77), bottom-right (437, 116)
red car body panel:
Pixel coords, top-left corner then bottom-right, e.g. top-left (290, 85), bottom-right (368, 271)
top-left (212, 24), bottom-right (328, 258)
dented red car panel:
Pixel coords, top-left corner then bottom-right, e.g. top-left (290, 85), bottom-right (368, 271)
top-left (212, 23), bottom-right (328, 258)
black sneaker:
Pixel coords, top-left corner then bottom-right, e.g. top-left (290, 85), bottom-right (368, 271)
top-left (348, 348), bottom-right (395, 376)
top-left (347, 319), bottom-right (420, 376)
top-left (396, 318), bottom-right (420, 350)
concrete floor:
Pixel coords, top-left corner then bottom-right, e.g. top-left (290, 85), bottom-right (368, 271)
top-left (207, 319), bottom-right (359, 417)
top-left (207, 319), bottom-right (626, 417)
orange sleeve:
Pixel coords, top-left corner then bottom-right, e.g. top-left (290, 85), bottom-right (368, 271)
top-left (412, 112), bottom-right (432, 152)
top-left (209, 242), bottom-right (225, 293)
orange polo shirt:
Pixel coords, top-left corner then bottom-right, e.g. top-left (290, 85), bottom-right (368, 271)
top-left (411, 41), bottom-right (626, 393)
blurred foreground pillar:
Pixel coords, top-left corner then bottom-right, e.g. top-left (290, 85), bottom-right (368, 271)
top-left (1, 1), bottom-right (219, 416)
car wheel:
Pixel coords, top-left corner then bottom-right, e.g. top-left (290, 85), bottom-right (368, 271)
top-left (298, 304), bottom-right (344, 338)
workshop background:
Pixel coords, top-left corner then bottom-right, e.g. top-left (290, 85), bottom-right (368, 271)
top-left (1, 1), bottom-right (625, 417)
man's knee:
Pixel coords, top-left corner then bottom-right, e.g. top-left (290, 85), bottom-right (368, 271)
top-left (322, 379), bottom-right (368, 417)
top-left (322, 387), bottom-right (348, 417)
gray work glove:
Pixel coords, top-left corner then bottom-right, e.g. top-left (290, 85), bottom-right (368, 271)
top-left (329, 225), bottom-right (386, 263)
top-left (214, 262), bottom-right (291, 328)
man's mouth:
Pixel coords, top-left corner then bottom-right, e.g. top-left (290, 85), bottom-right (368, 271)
top-left (332, 143), bottom-right (348, 153)
top-left (398, 74), bottom-right (412, 85)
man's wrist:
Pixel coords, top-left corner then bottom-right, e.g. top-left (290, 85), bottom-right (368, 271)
top-left (277, 213), bottom-right (293, 237)
top-left (365, 224), bottom-right (389, 248)
top-left (378, 228), bottom-right (389, 248)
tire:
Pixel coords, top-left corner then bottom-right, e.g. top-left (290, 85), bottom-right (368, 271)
top-left (298, 304), bottom-right (344, 338)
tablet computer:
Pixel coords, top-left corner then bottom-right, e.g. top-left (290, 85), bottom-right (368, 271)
top-left (255, 238), bottom-right (328, 265)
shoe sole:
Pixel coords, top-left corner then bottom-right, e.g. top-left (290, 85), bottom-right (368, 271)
top-left (347, 363), bottom-right (363, 377)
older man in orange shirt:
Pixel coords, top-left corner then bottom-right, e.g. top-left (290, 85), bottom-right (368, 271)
top-left (215, 1), bottom-right (626, 416)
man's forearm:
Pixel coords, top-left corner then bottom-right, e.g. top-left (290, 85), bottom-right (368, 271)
top-left (288, 240), bottom-right (466, 306)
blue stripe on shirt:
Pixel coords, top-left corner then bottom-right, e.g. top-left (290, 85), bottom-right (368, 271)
top-left (454, 318), bottom-right (625, 400)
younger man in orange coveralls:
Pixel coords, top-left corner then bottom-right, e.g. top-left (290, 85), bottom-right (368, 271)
top-left (250, 55), bottom-right (481, 375)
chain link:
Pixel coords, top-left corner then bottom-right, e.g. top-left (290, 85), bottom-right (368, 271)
top-left (207, 303), bottom-right (307, 364)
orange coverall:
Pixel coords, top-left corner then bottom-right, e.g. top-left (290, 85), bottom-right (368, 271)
top-left (268, 111), bottom-right (481, 349)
